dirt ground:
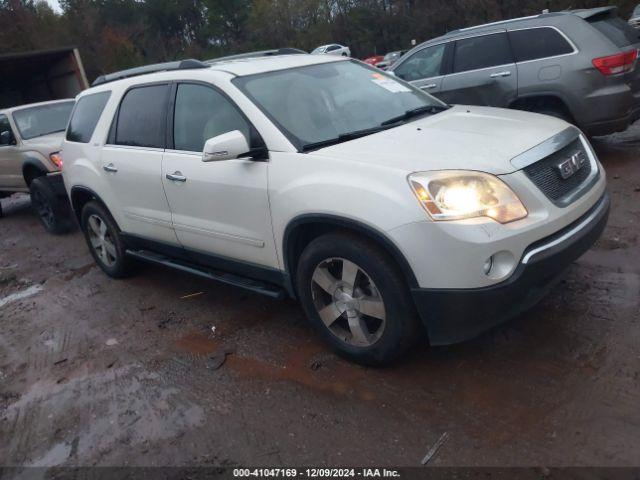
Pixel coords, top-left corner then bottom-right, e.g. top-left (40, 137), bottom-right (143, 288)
top-left (0, 128), bottom-right (639, 469)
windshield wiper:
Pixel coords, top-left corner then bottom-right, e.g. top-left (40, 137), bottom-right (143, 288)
top-left (381, 104), bottom-right (450, 126)
top-left (301, 125), bottom-right (393, 152)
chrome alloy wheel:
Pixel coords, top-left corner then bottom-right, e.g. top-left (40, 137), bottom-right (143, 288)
top-left (310, 258), bottom-right (386, 347)
top-left (87, 214), bottom-right (117, 267)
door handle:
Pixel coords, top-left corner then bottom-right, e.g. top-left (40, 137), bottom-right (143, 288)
top-left (166, 172), bottom-right (187, 182)
top-left (490, 71), bottom-right (511, 78)
top-left (103, 163), bottom-right (118, 173)
top-left (420, 84), bottom-right (438, 90)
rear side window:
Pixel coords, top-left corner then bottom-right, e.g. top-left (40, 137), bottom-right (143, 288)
top-left (115, 84), bottom-right (169, 148)
top-left (66, 92), bottom-right (110, 143)
top-left (588, 15), bottom-right (640, 48)
top-left (509, 28), bottom-right (574, 62)
top-left (453, 33), bottom-right (514, 73)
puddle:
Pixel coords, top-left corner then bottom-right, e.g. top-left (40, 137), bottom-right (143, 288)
top-left (0, 284), bottom-right (43, 309)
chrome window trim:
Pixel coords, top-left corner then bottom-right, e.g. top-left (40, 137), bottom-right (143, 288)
top-left (103, 144), bottom-right (165, 153)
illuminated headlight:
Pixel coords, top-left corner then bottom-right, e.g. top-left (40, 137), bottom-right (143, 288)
top-left (409, 170), bottom-right (528, 224)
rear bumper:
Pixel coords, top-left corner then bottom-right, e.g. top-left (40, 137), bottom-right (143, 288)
top-left (413, 191), bottom-right (610, 345)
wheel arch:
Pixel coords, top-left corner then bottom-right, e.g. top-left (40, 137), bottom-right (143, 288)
top-left (69, 186), bottom-right (118, 228)
top-left (22, 156), bottom-right (49, 186)
top-left (282, 214), bottom-right (419, 296)
top-left (509, 93), bottom-right (576, 122)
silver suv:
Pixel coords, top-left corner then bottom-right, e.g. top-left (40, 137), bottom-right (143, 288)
top-left (390, 7), bottom-right (640, 136)
top-left (0, 99), bottom-right (75, 232)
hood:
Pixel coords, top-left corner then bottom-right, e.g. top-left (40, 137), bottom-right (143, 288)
top-left (21, 131), bottom-right (65, 152)
top-left (310, 105), bottom-right (569, 175)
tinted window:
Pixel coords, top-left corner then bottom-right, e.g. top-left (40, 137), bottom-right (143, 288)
top-left (173, 84), bottom-right (251, 152)
top-left (327, 45), bottom-right (340, 52)
top-left (588, 15), bottom-right (640, 48)
top-left (0, 114), bottom-right (15, 145)
top-left (394, 44), bottom-right (446, 81)
top-left (67, 92), bottom-right (110, 143)
top-left (115, 85), bottom-right (168, 148)
top-left (14, 101), bottom-right (74, 140)
top-left (509, 28), bottom-right (574, 62)
top-left (453, 33), bottom-right (514, 73)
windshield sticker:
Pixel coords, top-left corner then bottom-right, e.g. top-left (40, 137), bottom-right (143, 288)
top-left (371, 75), bottom-right (411, 93)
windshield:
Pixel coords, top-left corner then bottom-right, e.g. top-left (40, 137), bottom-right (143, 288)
top-left (312, 46), bottom-right (327, 54)
top-left (234, 60), bottom-right (445, 151)
top-left (634, 5), bottom-right (640, 17)
top-left (13, 101), bottom-right (74, 140)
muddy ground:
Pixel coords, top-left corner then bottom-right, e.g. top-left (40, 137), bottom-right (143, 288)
top-left (0, 130), bottom-right (639, 469)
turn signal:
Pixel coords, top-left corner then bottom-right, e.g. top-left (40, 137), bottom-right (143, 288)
top-left (50, 152), bottom-right (63, 169)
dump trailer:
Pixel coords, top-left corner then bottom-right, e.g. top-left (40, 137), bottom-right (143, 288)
top-left (0, 47), bottom-right (88, 109)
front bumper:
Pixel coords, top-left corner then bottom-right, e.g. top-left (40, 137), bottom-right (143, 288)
top-left (413, 191), bottom-right (610, 345)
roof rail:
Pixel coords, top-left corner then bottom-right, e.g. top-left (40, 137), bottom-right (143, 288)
top-left (92, 59), bottom-right (209, 87)
top-left (205, 48), bottom-right (307, 65)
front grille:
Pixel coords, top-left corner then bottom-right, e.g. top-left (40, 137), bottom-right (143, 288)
top-left (523, 138), bottom-right (593, 205)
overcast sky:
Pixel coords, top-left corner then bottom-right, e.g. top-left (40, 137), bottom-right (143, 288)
top-left (46, 0), bottom-right (62, 13)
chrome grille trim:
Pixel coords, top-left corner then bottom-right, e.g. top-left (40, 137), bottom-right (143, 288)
top-left (510, 127), bottom-right (580, 170)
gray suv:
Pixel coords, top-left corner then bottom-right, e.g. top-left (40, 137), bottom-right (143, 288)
top-left (390, 7), bottom-right (640, 136)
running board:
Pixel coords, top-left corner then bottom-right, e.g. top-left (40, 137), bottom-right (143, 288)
top-left (126, 249), bottom-right (286, 299)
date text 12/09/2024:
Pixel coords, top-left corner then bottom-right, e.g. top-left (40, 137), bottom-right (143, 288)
top-left (233, 469), bottom-right (401, 478)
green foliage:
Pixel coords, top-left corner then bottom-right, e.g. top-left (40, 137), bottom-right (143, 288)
top-left (1, 0), bottom-right (639, 81)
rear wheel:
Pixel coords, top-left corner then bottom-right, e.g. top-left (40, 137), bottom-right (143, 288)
top-left (81, 201), bottom-right (132, 278)
top-left (30, 177), bottom-right (73, 234)
top-left (296, 232), bottom-right (423, 366)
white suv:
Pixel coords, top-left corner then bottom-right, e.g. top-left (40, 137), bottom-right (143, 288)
top-left (61, 55), bottom-right (609, 365)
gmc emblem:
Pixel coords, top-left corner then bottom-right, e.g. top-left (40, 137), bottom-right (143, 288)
top-left (557, 151), bottom-right (587, 180)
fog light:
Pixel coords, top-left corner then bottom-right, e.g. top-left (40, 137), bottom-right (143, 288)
top-left (483, 256), bottom-right (494, 275)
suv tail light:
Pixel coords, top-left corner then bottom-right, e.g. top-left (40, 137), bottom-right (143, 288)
top-left (49, 152), bottom-right (63, 169)
top-left (592, 50), bottom-right (638, 76)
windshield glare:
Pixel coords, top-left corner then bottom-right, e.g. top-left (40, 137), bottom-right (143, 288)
top-left (234, 60), bottom-right (444, 150)
top-left (13, 102), bottom-right (74, 140)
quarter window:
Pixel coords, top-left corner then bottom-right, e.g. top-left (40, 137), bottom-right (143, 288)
top-left (67, 92), bottom-right (110, 143)
top-left (173, 83), bottom-right (251, 153)
top-left (453, 33), bottom-right (514, 73)
top-left (115, 84), bottom-right (169, 148)
top-left (509, 28), bottom-right (574, 62)
top-left (394, 44), bottom-right (446, 81)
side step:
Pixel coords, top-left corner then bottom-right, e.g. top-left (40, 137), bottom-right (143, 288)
top-left (126, 249), bottom-right (286, 299)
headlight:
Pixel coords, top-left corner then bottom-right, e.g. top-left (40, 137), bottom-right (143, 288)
top-left (409, 170), bottom-right (528, 224)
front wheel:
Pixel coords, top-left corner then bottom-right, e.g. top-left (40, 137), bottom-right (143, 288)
top-left (81, 201), bottom-right (132, 278)
top-left (30, 177), bottom-right (73, 234)
top-left (296, 233), bottom-right (423, 366)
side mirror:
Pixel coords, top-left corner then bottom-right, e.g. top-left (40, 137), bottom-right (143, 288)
top-left (0, 130), bottom-right (12, 146)
top-left (202, 130), bottom-right (250, 162)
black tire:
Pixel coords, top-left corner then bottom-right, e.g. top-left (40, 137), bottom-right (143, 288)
top-left (530, 106), bottom-right (573, 124)
top-left (80, 201), bottom-right (132, 278)
top-left (30, 177), bottom-right (73, 234)
top-left (296, 232), bottom-right (423, 366)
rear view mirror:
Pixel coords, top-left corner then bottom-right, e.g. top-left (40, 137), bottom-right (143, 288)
top-left (202, 130), bottom-right (250, 162)
top-left (0, 130), bottom-right (12, 146)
